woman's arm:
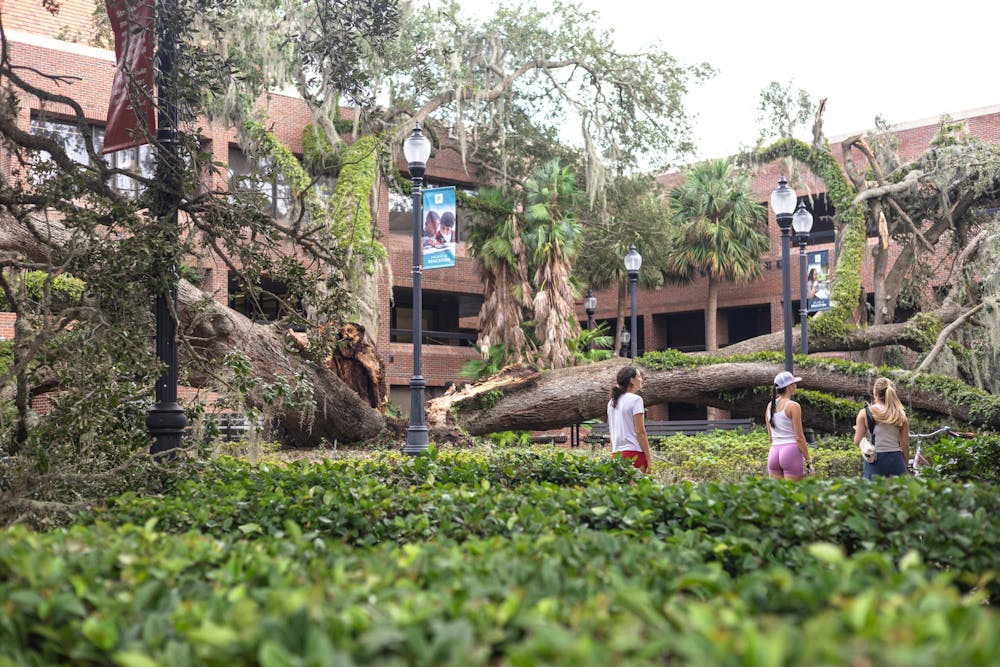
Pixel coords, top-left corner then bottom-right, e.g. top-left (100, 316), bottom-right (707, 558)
top-left (787, 402), bottom-right (812, 465)
top-left (633, 412), bottom-right (652, 472)
top-left (853, 410), bottom-right (867, 446)
top-left (899, 417), bottom-right (910, 462)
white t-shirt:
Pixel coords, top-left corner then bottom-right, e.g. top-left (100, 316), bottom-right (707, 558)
top-left (607, 392), bottom-right (644, 453)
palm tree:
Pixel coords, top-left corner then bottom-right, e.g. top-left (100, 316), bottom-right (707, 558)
top-left (464, 186), bottom-right (533, 364)
top-left (665, 158), bottom-right (768, 352)
top-left (525, 160), bottom-right (583, 369)
top-left (576, 174), bottom-right (672, 354)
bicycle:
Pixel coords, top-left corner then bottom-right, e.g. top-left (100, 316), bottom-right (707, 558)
top-left (908, 426), bottom-right (975, 476)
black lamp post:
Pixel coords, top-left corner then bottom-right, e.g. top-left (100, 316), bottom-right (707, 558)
top-left (770, 175), bottom-right (797, 372)
top-left (792, 202), bottom-right (814, 355)
top-left (624, 245), bottom-right (641, 359)
top-left (584, 287), bottom-right (596, 350)
top-left (147, 0), bottom-right (187, 455)
top-left (402, 122), bottom-right (432, 456)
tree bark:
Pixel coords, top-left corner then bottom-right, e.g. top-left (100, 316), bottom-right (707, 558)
top-left (705, 277), bottom-right (718, 353)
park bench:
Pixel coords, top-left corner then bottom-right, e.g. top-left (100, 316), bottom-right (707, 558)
top-left (581, 418), bottom-right (754, 447)
top-left (205, 412), bottom-right (252, 442)
top-left (529, 433), bottom-right (568, 445)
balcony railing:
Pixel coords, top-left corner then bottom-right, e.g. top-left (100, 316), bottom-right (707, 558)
top-left (390, 329), bottom-right (477, 346)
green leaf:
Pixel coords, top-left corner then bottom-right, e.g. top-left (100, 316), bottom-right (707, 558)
top-left (187, 621), bottom-right (239, 647)
top-left (807, 542), bottom-right (845, 564)
top-left (114, 651), bottom-right (162, 667)
top-left (82, 615), bottom-right (120, 651)
top-left (238, 523), bottom-right (263, 535)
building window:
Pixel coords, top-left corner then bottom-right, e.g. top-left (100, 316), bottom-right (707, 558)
top-left (228, 271), bottom-right (292, 322)
top-left (29, 117), bottom-right (97, 183)
top-left (107, 145), bottom-right (156, 198)
top-left (228, 146), bottom-right (294, 220)
top-left (29, 116), bottom-right (154, 196)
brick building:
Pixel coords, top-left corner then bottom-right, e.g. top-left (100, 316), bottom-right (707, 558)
top-left (4, 1), bottom-right (999, 419)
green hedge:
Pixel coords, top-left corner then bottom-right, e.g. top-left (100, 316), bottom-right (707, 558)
top-left (646, 428), bottom-right (862, 481)
top-left (1, 524), bottom-right (997, 666)
top-left (88, 457), bottom-right (1000, 595)
top-left (3, 449), bottom-right (998, 665)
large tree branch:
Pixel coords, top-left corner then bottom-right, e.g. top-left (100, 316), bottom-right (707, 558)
top-left (430, 356), bottom-right (999, 435)
top-left (913, 303), bottom-right (985, 377)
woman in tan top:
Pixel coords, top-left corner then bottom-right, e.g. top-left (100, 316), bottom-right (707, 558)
top-left (853, 377), bottom-right (910, 479)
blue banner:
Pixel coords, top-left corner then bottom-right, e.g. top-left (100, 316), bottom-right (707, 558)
top-left (421, 186), bottom-right (457, 270)
top-left (806, 249), bottom-right (830, 312)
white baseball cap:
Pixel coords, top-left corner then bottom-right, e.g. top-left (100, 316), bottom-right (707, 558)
top-left (773, 371), bottom-right (802, 389)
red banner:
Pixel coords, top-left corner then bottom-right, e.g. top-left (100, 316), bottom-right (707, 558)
top-left (103, 0), bottom-right (156, 154)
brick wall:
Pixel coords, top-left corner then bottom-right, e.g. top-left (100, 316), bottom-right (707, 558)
top-left (0, 313), bottom-right (15, 340)
top-left (2, 0), bottom-right (97, 41)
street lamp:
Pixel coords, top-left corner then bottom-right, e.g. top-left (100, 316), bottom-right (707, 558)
top-left (770, 175), bottom-right (796, 372)
top-left (624, 245), bottom-right (641, 359)
top-left (402, 121), bottom-right (432, 456)
top-left (792, 201), bottom-right (814, 355)
top-left (584, 287), bottom-right (596, 331)
top-left (147, 0), bottom-right (187, 455)
top-left (584, 287), bottom-right (596, 350)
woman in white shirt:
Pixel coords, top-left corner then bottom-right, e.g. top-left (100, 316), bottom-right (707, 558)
top-left (607, 366), bottom-right (652, 473)
top-left (765, 371), bottom-right (813, 480)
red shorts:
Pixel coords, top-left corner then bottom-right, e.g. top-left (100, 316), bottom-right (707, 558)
top-left (614, 450), bottom-right (647, 469)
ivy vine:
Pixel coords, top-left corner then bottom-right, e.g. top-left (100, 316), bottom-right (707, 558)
top-left (330, 135), bottom-right (387, 271)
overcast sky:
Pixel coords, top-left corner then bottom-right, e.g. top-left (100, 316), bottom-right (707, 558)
top-left (428, 0), bottom-right (999, 161)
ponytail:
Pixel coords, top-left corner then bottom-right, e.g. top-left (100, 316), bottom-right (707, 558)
top-left (768, 385), bottom-right (778, 428)
top-left (610, 366), bottom-right (638, 408)
top-left (869, 377), bottom-right (907, 427)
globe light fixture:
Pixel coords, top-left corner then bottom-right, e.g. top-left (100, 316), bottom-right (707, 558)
top-left (623, 245), bottom-right (641, 359)
top-left (769, 175), bottom-right (796, 372)
top-left (792, 201), bottom-right (814, 355)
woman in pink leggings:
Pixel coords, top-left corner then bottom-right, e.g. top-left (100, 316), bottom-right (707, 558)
top-left (765, 371), bottom-right (813, 480)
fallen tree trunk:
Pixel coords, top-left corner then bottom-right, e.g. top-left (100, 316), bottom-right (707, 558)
top-left (177, 282), bottom-right (386, 444)
top-left (0, 215), bottom-right (387, 444)
top-left (429, 357), bottom-right (999, 435)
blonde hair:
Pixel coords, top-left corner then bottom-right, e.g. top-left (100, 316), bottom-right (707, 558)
top-left (868, 377), bottom-right (907, 427)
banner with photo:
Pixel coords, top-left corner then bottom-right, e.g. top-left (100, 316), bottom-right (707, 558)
top-left (421, 186), bottom-right (457, 269)
top-left (806, 249), bottom-right (831, 312)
